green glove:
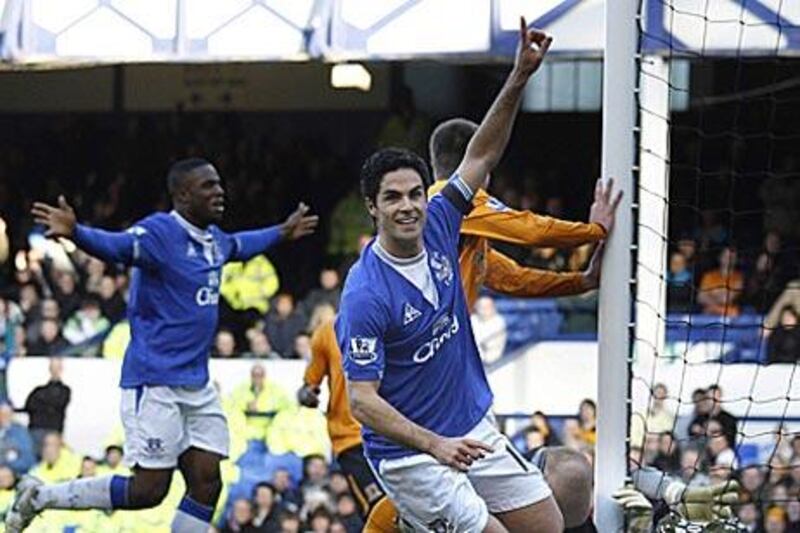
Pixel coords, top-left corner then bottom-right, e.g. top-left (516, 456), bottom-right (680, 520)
top-left (664, 480), bottom-right (740, 523)
top-left (613, 486), bottom-right (653, 533)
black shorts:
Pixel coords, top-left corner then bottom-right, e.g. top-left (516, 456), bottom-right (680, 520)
top-left (337, 443), bottom-right (387, 519)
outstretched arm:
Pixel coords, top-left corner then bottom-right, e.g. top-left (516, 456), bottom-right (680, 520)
top-left (484, 248), bottom-right (582, 296)
top-left (464, 179), bottom-right (621, 246)
top-left (630, 467), bottom-right (739, 522)
top-left (463, 190), bottom-right (607, 247)
top-left (455, 18), bottom-right (552, 193)
top-left (232, 202), bottom-right (319, 261)
top-left (484, 244), bottom-right (606, 298)
top-left (32, 196), bottom-right (141, 266)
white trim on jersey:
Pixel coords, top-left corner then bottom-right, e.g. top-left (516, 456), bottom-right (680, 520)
top-left (373, 242), bottom-right (439, 309)
top-left (449, 174), bottom-right (475, 203)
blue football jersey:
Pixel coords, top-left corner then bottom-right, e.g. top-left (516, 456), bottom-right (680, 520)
top-left (74, 211), bottom-right (281, 388)
top-left (337, 182), bottom-right (493, 464)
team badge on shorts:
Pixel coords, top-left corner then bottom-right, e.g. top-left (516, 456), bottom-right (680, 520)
top-left (426, 518), bottom-right (454, 533)
top-left (144, 437), bottom-right (165, 456)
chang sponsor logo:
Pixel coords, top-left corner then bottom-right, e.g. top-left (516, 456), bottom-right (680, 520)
top-left (412, 315), bottom-right (459, 363)
top-left (196, 269), bottom-right (222, 306)
top-left (195, 287), bottom-right (220, 306)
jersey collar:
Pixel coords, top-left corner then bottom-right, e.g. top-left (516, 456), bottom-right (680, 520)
top-left (373, 240), bottom-right (426, 266)
top-left (171, 210), bottom-right (213, 244)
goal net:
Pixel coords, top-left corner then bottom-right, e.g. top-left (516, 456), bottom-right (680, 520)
top-left (626, 0), bottom-right (800, 530)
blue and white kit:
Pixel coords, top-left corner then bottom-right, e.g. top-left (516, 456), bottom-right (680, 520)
top-left (75, 211), bottom-right (281, 467)
top-left (337, 177), bottom-right (551, 531)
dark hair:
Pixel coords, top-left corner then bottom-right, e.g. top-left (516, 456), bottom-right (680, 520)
top-left (81, 295), bottom-right (101, 309)
top-left (105, 445), bottom-right (123, 455)
top-left (279, 511), bottom-right (300, 524)
top-left (166, 158), bottom-right (212, 196)
top-left (429, 118), bottom-right (478, 179)
top-left (253, 481), bottom-right (276, 498)
top-left (309, 506), bottom-right (332, 521)
top-left (359, 148), bottom-right (431, 203)
top-left (303, 454), bottom-right (326, 469)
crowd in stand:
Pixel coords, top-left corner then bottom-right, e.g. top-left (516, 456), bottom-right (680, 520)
top-left (0, 353), bottom-right (368, 532)
top-left (512, 383), bottom-right (800, 532)
top-left (0, 105), bottom-right (798, 532)
top-left (663, 228), bottom-right (800, 363)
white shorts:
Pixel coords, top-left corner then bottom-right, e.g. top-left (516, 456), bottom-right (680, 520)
top-left (377, 412), bottom-right (551, 532)
top-left (120, 383), bottom-right (229, 469)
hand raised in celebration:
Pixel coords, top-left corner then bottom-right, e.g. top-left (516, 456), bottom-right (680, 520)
top-left (513, 17), bottom-right (553, 78)
top-left (31, 195), bottom-right (77, 238)
top-left (589, 178), bottom-right (623, 234)
top-left (429, 437), bottom-right (494, 472)
top-left (280, 202), bottom-right (319, 241)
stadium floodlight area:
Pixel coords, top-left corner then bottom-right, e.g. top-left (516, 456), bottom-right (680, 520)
top-left (599, 0), bottom-right (800, 530)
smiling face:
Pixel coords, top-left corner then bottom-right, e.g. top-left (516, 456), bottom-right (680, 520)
top-left (175, 164), bottom-right (226, 227)
top-left (368, 168), bottom-right (427, 256)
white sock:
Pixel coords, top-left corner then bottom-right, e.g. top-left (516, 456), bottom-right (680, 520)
top-left (33, 476), bottom-right (114, 511)
top-left (171, 496), bottom-right (213, 532)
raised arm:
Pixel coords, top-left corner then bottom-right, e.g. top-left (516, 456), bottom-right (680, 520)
top-left (231, 202), bottom-right (319, 261)
top-left (455, 17), bottom-right (552, 193)
top-left (348, 380), bottom-right (492, 472)
top-left (32, 196), bottom-right (141, 266)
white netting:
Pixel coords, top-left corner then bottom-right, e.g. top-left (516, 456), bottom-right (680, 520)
top-left (629, 0), bottom-right (800, 529)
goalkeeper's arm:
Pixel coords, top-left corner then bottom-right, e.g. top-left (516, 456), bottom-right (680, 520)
top-left (631, 467), bottom-right (739, 522)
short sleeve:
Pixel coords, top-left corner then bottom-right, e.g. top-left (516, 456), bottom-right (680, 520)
top-left (336, 290), bottom-right (388, 383)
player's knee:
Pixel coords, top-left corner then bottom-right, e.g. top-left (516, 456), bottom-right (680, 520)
top-left (187, 473), bottom-right (222, 507)
top-left (128, 475), bottom-right (172, 509)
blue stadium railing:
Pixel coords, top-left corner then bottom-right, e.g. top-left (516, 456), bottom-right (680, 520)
top-left (492, 296), bottom-right (767, 363)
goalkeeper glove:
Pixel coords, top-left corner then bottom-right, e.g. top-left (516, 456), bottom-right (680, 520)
top-left (613, 485), bottom-right (653, 533)
top-left (663, 479), bottom-right (740, 523)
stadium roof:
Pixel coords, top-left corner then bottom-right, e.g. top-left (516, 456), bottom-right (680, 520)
top-left (1, 0), bottom-right (798, 65)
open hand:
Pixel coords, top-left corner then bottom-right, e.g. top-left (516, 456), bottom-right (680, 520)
top-left (513, 17), bottom-right (553, 78)
top-left (31, 195), bottom-right (77, 238)
top-left (280, 202), bottom-right (319, 241)
top-left (589, 178), bottom-right (623, 234)
top-left (429, 437), bottom-right (494, 472)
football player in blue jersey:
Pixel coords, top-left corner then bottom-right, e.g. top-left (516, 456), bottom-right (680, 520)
top-left (8, 158), bottom-right (317, 532)
top-left (336, 18), bottom-right (565, 533)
